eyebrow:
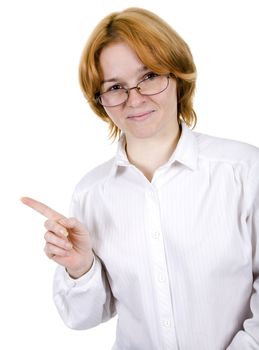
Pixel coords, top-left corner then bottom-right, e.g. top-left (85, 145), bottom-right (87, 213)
top-left (101, 66), bottom-right (149, 85)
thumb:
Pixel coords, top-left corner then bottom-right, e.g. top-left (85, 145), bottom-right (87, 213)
top-left (58, 217), bottom-right (87, 234)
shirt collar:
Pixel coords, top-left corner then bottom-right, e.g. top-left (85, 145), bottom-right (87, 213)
top-left (112, 121), bottom-right (198, 174)
top-left (114, 133), bottom-right (130, 167)
top-left (168, 121), bottom-right (198, 170)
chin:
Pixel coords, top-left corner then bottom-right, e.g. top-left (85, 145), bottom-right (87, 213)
top-left (127, 128), bottom-right (160, 139)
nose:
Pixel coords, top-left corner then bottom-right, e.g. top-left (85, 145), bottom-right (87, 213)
top-left (126, 87), bottom-right (146, 107)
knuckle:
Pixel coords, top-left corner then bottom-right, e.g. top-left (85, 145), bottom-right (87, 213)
top-left (44, 231), bottom-right (55, 243)
top-left (44, 245), bottom-right (49, 255)
top-left (45, 243), bottom-right (55, 258)
top-left (45, 243), bottom-right (53, 256)
top-left (44, 219), bottom-right (52, 229)
top-left (68, 217), bottom-right (78, 226)
top-left (44, 231), bottom-right (50, 240)
top-left (44, 219), bottom-right (49, 229)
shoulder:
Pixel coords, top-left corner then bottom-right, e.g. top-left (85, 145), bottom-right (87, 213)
top-left (193, 130), bottom-right (259, 167)
top-left (72, 157), bottom-right (115, 199)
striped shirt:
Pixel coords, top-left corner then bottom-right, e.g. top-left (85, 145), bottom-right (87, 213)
top-left (53, 122), bottom-right (259, 350)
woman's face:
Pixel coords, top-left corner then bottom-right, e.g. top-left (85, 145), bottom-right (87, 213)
top-left (99, 41), bottom-right (179, 141)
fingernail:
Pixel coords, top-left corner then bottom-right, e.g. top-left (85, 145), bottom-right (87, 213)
top-left (59, 228), bottom-right (68, 237)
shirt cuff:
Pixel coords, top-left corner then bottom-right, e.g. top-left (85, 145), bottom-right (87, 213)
top-left (62, 255), bottom-right (100, 288)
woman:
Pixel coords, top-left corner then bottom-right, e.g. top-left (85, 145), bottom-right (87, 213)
top-left (21, 7), bottom-right (259, 350)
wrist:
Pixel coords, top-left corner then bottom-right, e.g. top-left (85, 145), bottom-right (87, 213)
top-left (67, 255), bottom-right (95, 279)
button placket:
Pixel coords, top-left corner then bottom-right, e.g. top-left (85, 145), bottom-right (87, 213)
top-left (145, 187), bottom-right (178, 349)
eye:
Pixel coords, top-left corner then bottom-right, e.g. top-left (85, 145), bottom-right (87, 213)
top-left (107, 84), bottom-right (124, 92)
top-left (143, 72), bottom-right (159, 81)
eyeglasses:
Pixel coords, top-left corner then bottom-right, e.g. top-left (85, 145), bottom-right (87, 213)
top-left (95, 73), bottom-right (170, 107)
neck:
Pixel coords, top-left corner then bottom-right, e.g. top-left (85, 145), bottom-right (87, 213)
top-left (125, 123), bottom-right (181, 182)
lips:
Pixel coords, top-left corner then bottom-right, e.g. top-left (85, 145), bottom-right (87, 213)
top-left (127, 110), bottom-right (154, 121)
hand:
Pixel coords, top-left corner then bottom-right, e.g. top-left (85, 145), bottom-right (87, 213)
top-left (21, 197), bottom-right (94, 278)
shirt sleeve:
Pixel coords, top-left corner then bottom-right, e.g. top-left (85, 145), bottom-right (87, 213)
top-left (52, 188), bottom-right (116, 329)
top-left (227, 160), bottom-right (259, 349)
top-left (53, 255), bottom-right (116, 329)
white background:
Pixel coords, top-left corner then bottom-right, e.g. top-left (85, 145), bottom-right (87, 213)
top-left (1, 0), bottom-right (258, 349)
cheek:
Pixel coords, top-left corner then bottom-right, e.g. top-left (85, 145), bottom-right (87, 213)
top-left (162, 87), bottom-right (178, 109)
top-left (151, 83), bottom-right (177, 108)
top-left (150, 94), bottom-right (169, 110)
top-left (104, 107), bottom-right (123, 125)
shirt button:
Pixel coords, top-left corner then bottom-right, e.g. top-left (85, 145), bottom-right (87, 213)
top-left (163, 320), bottom-right (171, 327)
top-left (158, 274), bottom-right (166, 282)
top-left (152, 231), bottom-right (160, 239)
top-left (68, 280), bottom-right (76, 288)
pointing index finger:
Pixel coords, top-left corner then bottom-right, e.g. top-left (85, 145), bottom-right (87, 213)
top-left (20, 196), bottom-right (66, 221)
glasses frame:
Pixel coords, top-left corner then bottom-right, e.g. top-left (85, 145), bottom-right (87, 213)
top-left (95, 74), bottom-right (171, 108)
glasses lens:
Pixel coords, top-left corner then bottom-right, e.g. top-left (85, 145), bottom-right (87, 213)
top-left (99, 89), bottom-right (128, 107)
top-left (138, 75), bottom-right (169, 95)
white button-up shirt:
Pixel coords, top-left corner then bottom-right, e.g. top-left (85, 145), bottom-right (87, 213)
top-left (53, 122), bottom-right (259, 350)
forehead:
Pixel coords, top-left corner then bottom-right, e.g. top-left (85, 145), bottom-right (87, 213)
top-left (99, 42), bottom-right (147, 81)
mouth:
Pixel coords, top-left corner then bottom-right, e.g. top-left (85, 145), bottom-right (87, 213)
top-left (127, 110), bottom-right (155, 121)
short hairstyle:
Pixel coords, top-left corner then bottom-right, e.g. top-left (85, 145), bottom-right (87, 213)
top-left (79, 7), bottom-right (197, 140)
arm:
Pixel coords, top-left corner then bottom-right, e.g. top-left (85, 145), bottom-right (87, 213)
top-left (21, 196), bottom-right (116, 329)
top-left (227, 161), bottom-right (259, 349)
